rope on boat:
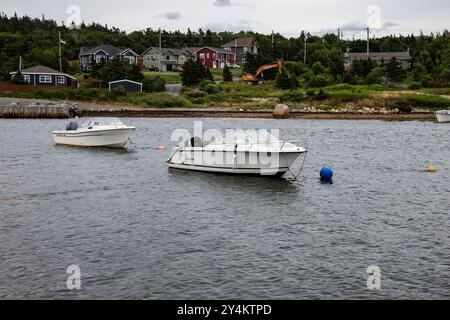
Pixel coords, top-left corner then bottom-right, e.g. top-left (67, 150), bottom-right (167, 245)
top-left (288, 151), bottom-right (308, 179)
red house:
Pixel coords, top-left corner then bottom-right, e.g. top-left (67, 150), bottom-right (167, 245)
top-left (193, 47), bottom-right (235, 69)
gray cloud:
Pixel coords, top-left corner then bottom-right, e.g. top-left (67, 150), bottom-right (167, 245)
top-left (164, 11), bottom-right (182, 20)
top-left (213, 0), bottom-right (232, 6)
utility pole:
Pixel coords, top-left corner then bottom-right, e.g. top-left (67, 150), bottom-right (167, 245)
top-left (159, 28), bottom-right (162, 72)
top-left (58, 31), bottom-right (62, 71)
top-left (367, 27), bottom-right (370, 56)
top-left (19, 56), bottom-right (22, 71)
top-left (271, 30), bottom-right (275, 60)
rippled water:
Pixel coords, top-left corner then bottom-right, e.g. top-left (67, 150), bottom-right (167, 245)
top-left (0, 118), bottom-right (449, 299)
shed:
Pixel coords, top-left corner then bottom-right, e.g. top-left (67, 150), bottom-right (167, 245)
top-left (109, 79), bottom-right (142, 93)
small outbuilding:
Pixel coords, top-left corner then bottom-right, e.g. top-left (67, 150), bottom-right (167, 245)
top-left (108, 79), bottom-right (143, 93)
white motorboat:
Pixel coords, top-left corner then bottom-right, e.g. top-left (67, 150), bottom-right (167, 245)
top-left (168, 131), bottom-right (307, 177)
top-left (53, 117), bottom-right (135, 148)
top-left (435, 110), bottom-right (450, 123)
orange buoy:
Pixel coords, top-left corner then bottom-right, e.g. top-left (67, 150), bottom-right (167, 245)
top-left (157, 146), bottom-right (167, 151)
top-left (428, 165), bottom-right (437, 173)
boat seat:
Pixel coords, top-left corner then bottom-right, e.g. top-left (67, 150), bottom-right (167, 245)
top-left (66, 121), bottom-right (79, 131)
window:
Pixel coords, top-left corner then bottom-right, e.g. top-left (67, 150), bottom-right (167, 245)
top-left (166, 56), bottom-right (170, 61)
top-left (23, 75), bottom-right (30, 83)
top-left (199, 53), bottom-right (205, 59)
top-left (58, 76), bottom-right (65, 84)
top-left (39, 75), bottom-right (52, 83)
top-left (206, 53), bottom-right (210, 59)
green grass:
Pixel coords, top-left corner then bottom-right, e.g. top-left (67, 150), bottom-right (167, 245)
top-left (419, 88), bottom-right (450, 95)
top-left (399, 94), bottom-right (450, 110)
top-left (142, 71), bottom-right (181, 84)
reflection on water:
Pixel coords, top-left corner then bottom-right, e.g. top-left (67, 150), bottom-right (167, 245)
top-left (0, 118), bottom-right (449, 299)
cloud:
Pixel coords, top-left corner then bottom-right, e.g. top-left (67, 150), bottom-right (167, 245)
top-left (202, 21), bottom-right (253, 32)
top-left (213, 0), bottom-right (232, 6)
top-left (382, 21), bottom-right (399, 28)
top-left (155, 11), bottom-right (182, 20)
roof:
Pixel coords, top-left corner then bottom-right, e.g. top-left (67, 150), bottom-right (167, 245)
top-left (222, 37), bottom-right (256, 48)
top-left (80, 44), bottom-right (136, 57)
top-left (142, 47), bottom-right (196, 57)
top-left (194, 46), bottom-right (233, 54)
top-left (109, 79), bottom-right (143, 85)
top-left (10, 65), bottom-right (76, 79)
top-left (349, 52), bottom-right (411, 61)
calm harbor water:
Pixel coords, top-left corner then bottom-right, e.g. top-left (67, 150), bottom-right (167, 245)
top-left (0, 118), bottom-right (449, 299)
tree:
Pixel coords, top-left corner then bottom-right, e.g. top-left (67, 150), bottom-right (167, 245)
top-left (222, 64), bottom-right (233, 82)
top-left (385, 57), bottom-right (406, 82)
top-left (142, 76), bottom-right (166, 92)
top-left (365, 67), bottom-right (385, 84)
top-left (180, 59), bottom-right (210, 86)
top-left (276, 68), bottom-right (296, 89)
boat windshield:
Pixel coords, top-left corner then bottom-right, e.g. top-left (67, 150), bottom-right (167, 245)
top-left (209, 130), bottom-right (281, 146)
top-left (81, 117), bottom-right (124, 127)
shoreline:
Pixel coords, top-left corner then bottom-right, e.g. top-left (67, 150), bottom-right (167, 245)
top-left (81, 108), bottom-right (436, 121)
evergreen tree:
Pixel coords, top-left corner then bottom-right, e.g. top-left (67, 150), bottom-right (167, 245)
top-left (223, 64), bottom-right (233, 82)
top-left (385, 57), bottom-right (406, 82)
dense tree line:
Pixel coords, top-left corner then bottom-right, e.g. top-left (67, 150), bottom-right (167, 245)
top-left (1, 13), bottom-right (450, 87)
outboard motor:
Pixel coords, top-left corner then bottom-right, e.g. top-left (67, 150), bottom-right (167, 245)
top-left (66, 121), bottom-right (79, 131)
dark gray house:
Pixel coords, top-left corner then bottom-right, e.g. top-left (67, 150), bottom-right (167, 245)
top-left (10, 65), bottom-right (75, 87)
top-left (345, 51), bottom-right (412, 70)
top-left (109, 79), bottom-right (142, 93)
top-left (79, 44), bottom-right (139, 72)
top-left (222, 37), bottom-right (258, 63)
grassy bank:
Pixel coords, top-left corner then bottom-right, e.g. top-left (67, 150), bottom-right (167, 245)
top-left (143, 68), bottom-right (242, 84)
top-left (1, 82), bottom-right (450, 112)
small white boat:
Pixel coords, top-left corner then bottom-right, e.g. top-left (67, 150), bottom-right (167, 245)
top-left (435, 110), bottom-right (450, 123)
top-left (168, 131), bottom-right (306, 177)
top-left (53, 117), bottom-right (135, 148)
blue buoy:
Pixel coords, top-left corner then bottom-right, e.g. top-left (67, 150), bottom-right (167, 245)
top-left (320, 167), bottom-right (334, 184)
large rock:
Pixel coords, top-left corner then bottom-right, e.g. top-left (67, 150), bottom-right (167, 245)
top-left (273, 104), bottom-right (290, 118)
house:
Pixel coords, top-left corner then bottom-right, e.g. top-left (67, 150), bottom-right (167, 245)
top-left (346, 51), bottom-right (412, 70)
top-left (222, 37), bottom-right (258, 63)
top-left (109, 79), bottom-right (142, 93)
top-left (79, 44), bottom-right (138, 72)
top-left (141, 47), bottom-right (194, 71)
top-left (10, 65), bottom-right (75, 87)
top-left (193, 47), bottom-right (236, 69)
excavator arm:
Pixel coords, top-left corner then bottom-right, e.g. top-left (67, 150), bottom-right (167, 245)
top-left (242, 60), bottom-right (283, 83)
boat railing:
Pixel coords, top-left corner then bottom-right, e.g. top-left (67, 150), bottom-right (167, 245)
top-left (207, 140), bottom-right (307, 151)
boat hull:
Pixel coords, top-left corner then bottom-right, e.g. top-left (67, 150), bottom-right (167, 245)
top-left (436, 112), bottom-right (450, 123)
top-left (168, 150), bottom-right (305, 177)
top-left (52, 128), bottom-right (135, 148)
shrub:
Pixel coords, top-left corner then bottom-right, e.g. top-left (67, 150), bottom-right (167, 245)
top-left (408, 82), bottom-right (422, 90)
top-left (223, 64), bottom-right (233, 82)
top-left (111, 85), bottom-right (127, 97)
top-left (199, 80), bottom-right (220, 94)
top-left (280, 90), bottom-right (305, 102)
top-left (10, 71), bottom-right (27, 85)
top-left (315, 89), bottom-right (329, 100)
top-left (143, 76), bottom-right (166, 92)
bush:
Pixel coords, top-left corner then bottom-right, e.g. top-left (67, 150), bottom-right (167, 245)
top-left (199, 80), bottom-right (220, 94)
top-left (223, 64), bottom-right (233, 82)
top-left (280, 90), bottom-right (305, 102)
top-left (306, 89), bottom-right (316, 97)
top-left (111, 85), bottom-right (127, 97)
top-left (408, 82), bottom-right (422, 90)
top-left (315, 89), bottom-right (329, 100)
top-left (143, 76), bottom-right (166, 92)
top-left (10, 71), bottom-right (27, 85)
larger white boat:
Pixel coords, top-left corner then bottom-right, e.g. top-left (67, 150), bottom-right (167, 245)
top-left (53, 117), bottom-right (135, 148)
top-left (435, 110), bottom-right (450, 123)
top-left (168, 131), bottom-right (307, 177)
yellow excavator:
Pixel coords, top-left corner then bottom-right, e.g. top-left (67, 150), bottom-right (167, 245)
top-left (242, 60), bottom-right (283, 84)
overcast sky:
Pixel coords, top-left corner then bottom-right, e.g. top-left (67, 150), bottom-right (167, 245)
top-left (2, 0), bottom-right (449, 38)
